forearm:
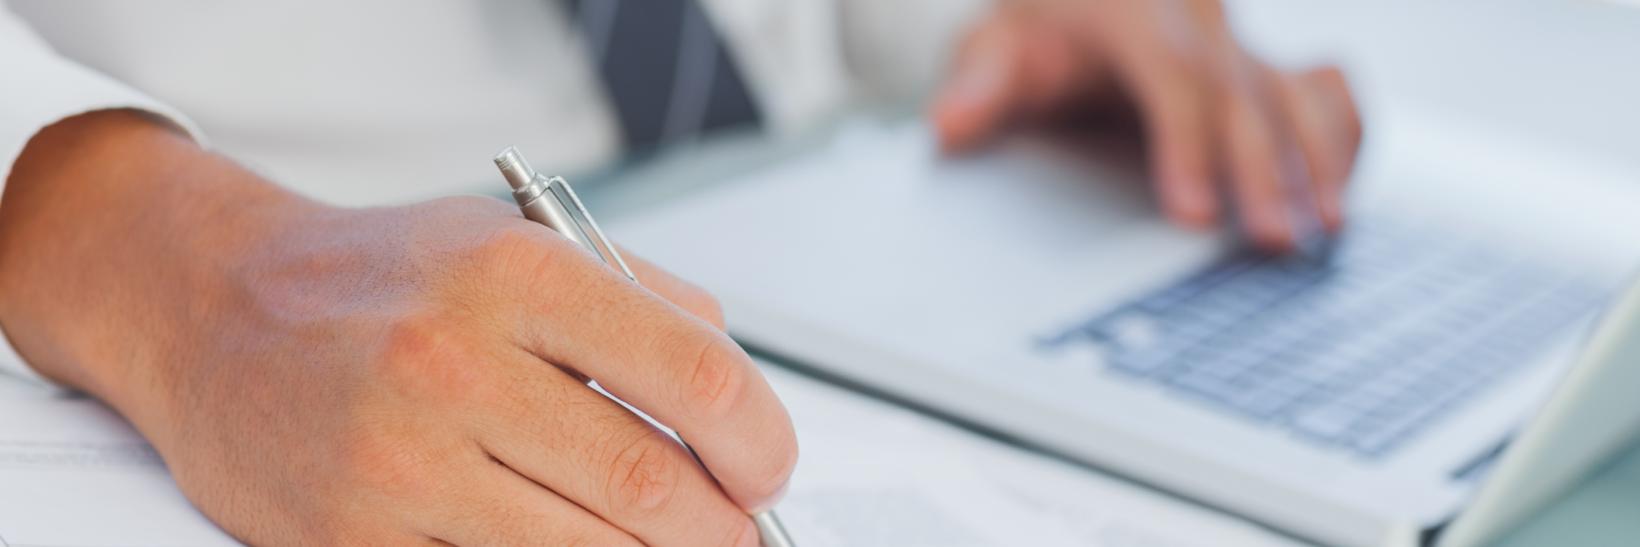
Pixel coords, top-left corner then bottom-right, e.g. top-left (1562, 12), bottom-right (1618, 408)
top-left (0, 110), bottom-right (315, 429)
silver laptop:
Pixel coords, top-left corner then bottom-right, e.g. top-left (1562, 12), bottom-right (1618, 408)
top-left (609, 112), bottom-right (1640, 546)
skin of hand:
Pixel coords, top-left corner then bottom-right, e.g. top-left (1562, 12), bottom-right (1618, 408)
top-left (932, 0), bottom-right (1364, 252)
top-left (0, 110), bottom-right (796, 546)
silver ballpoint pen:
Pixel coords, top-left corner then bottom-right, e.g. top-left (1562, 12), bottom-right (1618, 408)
top-left (494, 147), bottom-right (796, 547)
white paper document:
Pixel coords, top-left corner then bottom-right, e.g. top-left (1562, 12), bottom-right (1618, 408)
top-left (0, 364), bottom-right (1298, 546)
top-left (0, 379), bottom-right (237, 547)
top-left (764, 366), bottom-right (1298, 546)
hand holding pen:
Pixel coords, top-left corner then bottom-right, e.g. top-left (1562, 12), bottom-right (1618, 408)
top-left (497, 147), bottom-right (798, 546)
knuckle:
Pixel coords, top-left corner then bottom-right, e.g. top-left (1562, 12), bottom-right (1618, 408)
top-left (678, 332), bottom-right (747, 419)
top-left (602, 433), bottom-right (681, 516)
top-left (469, 224), bottom-right (594, 296)
top-left (373, 315), bottom-right (483, 404)
top-left (379, 316), bottom-right (445, 364)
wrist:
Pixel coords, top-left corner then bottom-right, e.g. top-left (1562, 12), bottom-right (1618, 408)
top-left (0, 110), bottom-right (319, 432)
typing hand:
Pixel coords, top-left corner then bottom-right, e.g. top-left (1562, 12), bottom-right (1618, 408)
top-left (931, 0), bottom-right (1363, 252)
top-left (0, 111), bottom-right (795, 546)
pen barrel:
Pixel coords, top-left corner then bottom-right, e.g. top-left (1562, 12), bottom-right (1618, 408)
top-left (516, 190), bottom-right (599, 252)
top-left (754, 511), bottom-right (797, 547)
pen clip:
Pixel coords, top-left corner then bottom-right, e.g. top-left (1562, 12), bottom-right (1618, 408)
top-left (547, 176), bottom-right (638, 283)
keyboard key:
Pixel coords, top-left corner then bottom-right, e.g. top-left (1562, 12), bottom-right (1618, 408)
top-left (1293, 405), bottom-right (1363, 442)
top-left (1061, 218), bottom-right (1606, 457)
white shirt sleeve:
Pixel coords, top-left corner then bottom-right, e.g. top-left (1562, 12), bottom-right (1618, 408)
top-left (0, 4), bottom-right (205, 388)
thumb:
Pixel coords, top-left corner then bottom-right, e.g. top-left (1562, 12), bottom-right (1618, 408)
top-left (932, 18), bottom-right (1023, 153)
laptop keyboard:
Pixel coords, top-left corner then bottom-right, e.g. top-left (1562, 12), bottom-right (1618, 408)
top-left (1052, 222), bottom-right (1607, 458)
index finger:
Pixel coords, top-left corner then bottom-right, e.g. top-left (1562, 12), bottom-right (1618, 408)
top-left (622, 249), bottom-right (727, 330)
top-left (513, 236), bottom-right (798, 512)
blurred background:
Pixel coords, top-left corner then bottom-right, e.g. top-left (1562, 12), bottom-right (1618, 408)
top-left (5, 1), bottom-right (1639, 545)
top-left (10, 0), bottom-right (1639, 206)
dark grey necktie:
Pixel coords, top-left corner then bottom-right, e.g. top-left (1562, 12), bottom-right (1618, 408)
top-left (566, 0), bottom-right (764, 152)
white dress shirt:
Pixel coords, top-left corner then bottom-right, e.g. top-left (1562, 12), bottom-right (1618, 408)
top-left (0, 0), bottom-right (986, 385)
